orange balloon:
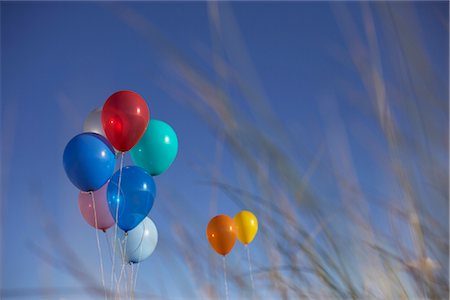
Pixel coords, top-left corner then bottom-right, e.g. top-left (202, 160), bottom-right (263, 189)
top-left (206, 215), bottom-right (237, 256)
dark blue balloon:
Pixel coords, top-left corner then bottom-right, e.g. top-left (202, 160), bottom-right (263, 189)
top-left (63, 133), bottom-right (116, 192)
top-left (107, 166), bottom-right (156, 232)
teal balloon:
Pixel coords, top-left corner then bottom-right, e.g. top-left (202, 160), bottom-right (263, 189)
top-left (130, 120), bottom-right (178, 176)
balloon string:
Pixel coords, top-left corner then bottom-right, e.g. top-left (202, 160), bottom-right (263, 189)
top-left (129, 263), bottom-right (134, 300)
top-left (91, 192), bottom-right (107, 300)
top-left (104, 231), bottom-right (113, 267)
top-left (117, 233), bottom-right (128, 297)
top-left (132, 239), bottom-right (144, 299)
top-left (223, 256), bottom-right (229, 300)
top-left (122, 258), bottom-right (129, 300)
top-left (104, 231), bottom-right (119, 288)
top-left (116, 235), bottom-right (126, 298)
top-left (132, 262), bottom-right (139, 300)
top-left (246, 245), bottom-right (255, 298)
top-left (123, 256), bottom-right (129, 300)
top-left (111, 151), bottom-right (125, 296)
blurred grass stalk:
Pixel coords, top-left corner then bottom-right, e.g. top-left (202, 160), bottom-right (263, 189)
top-left (142, 2), bottom-right (447, 299)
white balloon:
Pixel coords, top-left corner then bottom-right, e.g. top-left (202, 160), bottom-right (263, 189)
top-left (83, 107), bottom-right (106, 137)
top-left (118, 217), bottom-right (158, 264)
top-left (84, 107), bottom-right (118, 154)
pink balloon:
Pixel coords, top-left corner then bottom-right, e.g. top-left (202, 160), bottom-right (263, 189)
top-left (78, 182), bottom-right (115, 231)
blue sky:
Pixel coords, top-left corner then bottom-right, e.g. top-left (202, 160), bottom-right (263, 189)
top-left (1, 1), bottom-right (448, 299)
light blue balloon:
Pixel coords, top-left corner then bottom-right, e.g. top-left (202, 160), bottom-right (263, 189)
top-left (107, 166), bottom-right (156, 232)
top-left (118, 217), bottom-right (158, 264)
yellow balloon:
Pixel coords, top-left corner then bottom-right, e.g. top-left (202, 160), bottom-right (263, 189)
top-left (234, 211), bottom-right (258, 245)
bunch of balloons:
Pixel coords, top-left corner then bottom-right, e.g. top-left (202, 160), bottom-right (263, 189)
top-left (63, 90), bottom-right (178, 264)
top-left (206, 211), bottom-right (259, 256)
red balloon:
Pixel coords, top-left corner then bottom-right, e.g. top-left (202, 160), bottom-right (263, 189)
top-left (102, 91), bottom-right (150, 152)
